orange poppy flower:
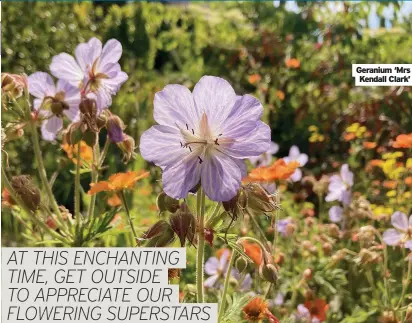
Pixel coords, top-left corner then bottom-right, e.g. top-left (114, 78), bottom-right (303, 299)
top-left (405, 176), bottom-right (412, 187)
top-left (285, 58), bottom-right (300, 69)
top-left (62, 141), bottom-right (93, 165)
top-left (243, 297), bottom-right (279, 323)
top-left (242, 241), bottom-right (263, 265)
top-left (369, 159), bottom-right (384, 168)
top-left (247, 159), bottom-right (300, 182)
top-left (392, 133), bottom-right (412, 148)
top-left (383, 181), bottom-right (397, 189)
top-left (343, 133), bottom-right (356, 141)
top-left (304, 298), bottom-right (329, 322)
top-left (88, 171), bottom-right (149, 195)
top-left (363, 141), bottom-right (377, 149)
top-left (248, 74), bottom-right (261, 84)
top-left (276, 90), bottom-right (285, 101)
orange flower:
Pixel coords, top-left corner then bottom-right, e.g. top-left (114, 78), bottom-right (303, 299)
top-left (88, 171), bottom-right (149, 195)
top-left (242, 241), bottom-right (263, 265)
top-left (248, 74), bottom-right (261, 84)
top-left (405, 176), bottom-right (412, 187)
top-left (383, 181), bottom-right (397, 189)
top-left (1, 188), bottom-right (15, 208)
top-left (285, 58), bottom-right (300, 69)
top-left (343, 133), bottom-right (356, 141)
top-left (363, 141), bottom-right (377, 149)
top-left (304, 298), bottom-right (329, 322)
top-left (242, 297), bottom-right (268, 321)
top-left (392, 133), bottom-right (412, 148)
top-left (62, 141), bottom-right (93, 165)
top-left (276, 90), bottom-right (285, 101)
top-left (107, 194), bottom-right (122, 207)
top-left (369, 159), bottom-right (384, 168)
top-left (248, 159), bottom-right (299, 182)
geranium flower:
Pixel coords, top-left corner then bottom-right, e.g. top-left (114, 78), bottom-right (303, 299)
top-left (325, 164), bottom-right (353, 206)
top-left (383, 212), bottom-right (412, 248)
top-left (283, 145), bottom-right (308, 182)
top-left (249, 141), bottom-right (279, 167)
top-left (50, 37), bottom-right (128, 112)
top-left (204, 249), bottom-right (230, 287)
top-left (88, 171), bottom-right (149, 195)
top-left (303, 298), bottom-right (329, 322)
top-left (139, 76), bottom-right (271, 202)
top-left (328, 206), bottom-right (343, 223)
top-left (277, 218), bottom-right (292, 236)
top-left (28, 72), bottom-right (80, 140)
top-left (243, 297), bottom-right (279, 323)
top-left (392, 133), bottom-right (412, 148)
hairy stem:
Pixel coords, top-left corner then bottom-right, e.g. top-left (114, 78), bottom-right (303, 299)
top-left (120, 190), bottom-right (138, 245)
top-left (396, 259), bottom-right (411, 311)
top-left (74, 142), bottom-right (82, 237)
top-left (218, 249), bottom-right (237, 322)
top-left (196, 188), bottom-right (206, 303)
top-left (87, 141), bottom-right (100, 222)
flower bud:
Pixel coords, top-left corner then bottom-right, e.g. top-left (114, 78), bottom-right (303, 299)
top-left (10, 175), bottom-right (40, 211)
top-left (4, 123), bottom-right (25, 141)
top-left (358, 225), bottom-right (376, 245)
top-left (1, 73), bottom-right (27, 100)
top-left (328, 223), bottom-right (341, 238)
top-left (2, 188), bottom-right (15, 208)
top-left (259, 262), bottom-right (279, 283)
top-left (45, 216), bottom-right (58, 230)
top-left (244, 183), bottom-right (279, 213)
top-left (142, 220), bottom-right (171, 240)
top-left (235, 256), bottom-right (248, 274)
top-left (303, 268), bottom-right (312, 280)
top-left (145, 223), bottom-right (175, 247)
top-left (285, 223), bottom-right (296, 236)
top-left (169, 203), bottom-right (197, 247)
top-left (117, 134), bottom-right (135, 163)
top-left (79, 98), bottom-right (97, 116)
top-left (302, 240), bottom-right (313, 250)
top-left (274, 252), bottom-right (285, 265)
top-left (223, 187), bottom-right (248, 220)
top-left (331, 250), bottom-right (346, 265)
top-left (106, 114), bottom-right (125, 143)
top-left (355, 248), bottom-right (381, 266)
top-left (156, 191), bottom-right (180, 214)
top-left (322, 242), bottom-right (333, 255)
top-left (62, 122), bottom-right (83, 146)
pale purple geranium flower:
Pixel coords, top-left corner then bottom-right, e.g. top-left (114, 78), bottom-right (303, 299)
top-left (277, 218), bottom-right (292, 237)
top-left (249, 141), bottom-right (279, 167)
top-left (140, 76), bottom-right (271, 202)
top-left (325, 164), bottom-right (353, 206)
top-left (293, 305), bottom-right (320, 323)
top-left (284, 145), bottom-right (308, 182)
top-left (50, 37), bottom-right (128, 112)
top-left (204, 250), bottom-right (230, 288)
top-left (329, 205), bottom-right (343, 223)
top-left (28, 72), bottom-right (80, 141)
top-left (383, 212), bottom-right (412, 248)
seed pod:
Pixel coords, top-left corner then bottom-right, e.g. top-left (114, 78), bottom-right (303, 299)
top-left (10, 175), bottom-right (40, 211)
top-left (144, 221), bottom-right (175, 247)
top-left (1, 73), bottom-right (27, 100)
top-left (117, 134), bottom-right (135, 163)
top-left (235, 256), bottom-right (248, 274)
top-left (169, 203), bottom-right (197, 247)
top-left (223, 187), bottom-right (247, 220)
top-left (82, 130), bottom-right (97, 147)
top-left (355, 248), bottom-right (381, 266)
top-left (259, 262), bottom-right (279, 283)
top-left (244, 183), bottom-right (279, 213)
top-left (156, 191), bottom-right (180, 214)
top-left (62, 122), bottom-right (83, 146)
top-left (142, 220), bottom-right (170, 240)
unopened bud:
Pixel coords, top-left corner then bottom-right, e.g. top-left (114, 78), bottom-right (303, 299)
top-left (323, 242), bottom-right (333, 255)
top-left (62, 122), bottom-right (83, 146)
top-left (285, 223), bottom-right (296, 236)
top-left (223, 187), bottom-right (247, 220)
top-left (156, 191), bottom-right (180, 214)
top-left (106, 114), bottom-right (125, 143)
top-left (303, 268), bottom-right (312, 280)
top-left (169, 203), bottom-right (197, 247)
top-left (328, 223), bottom-right (341, 238)
top-left (1, 73), bottom-right (27, 100)
top-left (235, 256), bottom-right (248, 274)
top-left (118, 134), bottom-right (135, 163)
top-left (259, 263), bottom-right (279, 283)
top-left (379, 311), bottom-right (398, 323)
top-left (356, 248), bottom-right (381, 266)
top-left (11, 175), bottom-right (40, 211)
top-left (4, 123), bottom-right (25, 141)
top-left (79, 98), bottom-right (97, 116)
top-left (358, 226), bottom-right (376, 245)
top-left (302, 240), bottom-right (313, 250)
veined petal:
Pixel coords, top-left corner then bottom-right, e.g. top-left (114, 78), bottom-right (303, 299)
top-left (219, 121), bottom-right (271, 159)
top-left (99, 39), bottom-right (123, 71)
top-left (50, 53), bottom-right (84, 85)
top-left (205, 257), bottom-right (220, 275)
top-left (75, 37), bottom-right (102, 72)
top-left (405, 240), bottom-right (412, 250)
top-left (140, 125), bottom-right (188, 168)
top-left (95, 89), bottom-right (112, 112)
top-left (192, 76), bottom-right (237, 130)
top-left (204, 274), bottom-right (219, 288)
top-left (100, 71), bottom-right (128, 95)
top-left (28, 72), bottom-right (56, 99)
top-left (391, 211), bottom-right (409, 231)
top-left (340, 164), bottom-right (354, 186)
top-left (57, 80), bottom-right (81, 121)
top-left (162, 153), bottom-right (201, 200)
top-left (224, 94), bottom-right (263, 131)
top-left (154, 84), bottom-right (199, 128)
top-left (200, 152), bottom-right (242, 202)
top-left (383, 229), bottom-right (403, 246)
top-left (41, 116), bottom-right (62, 141)
top-left (325, 190), bottom-right (342, 202)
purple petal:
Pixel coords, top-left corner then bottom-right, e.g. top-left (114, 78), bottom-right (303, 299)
top-left (290, 168), bottom-right (302, 182)
top-left (240, 274), bottom-right (252, 291)
top-left (204, 274), bottom-right (219, 288)
top-left (75, 38), bottom-right (102, 72)
top-left (162, 154), bottom-right (202, 200)
top-left (268, 142), bottom-right (279, 155)
top-left (139, 125), bottom-right (188, 168)
top-left (205, 257), bottom-right (219, 275)
top-left (391, 211), bottom-right (409, 231)
top-left (57, 80), bottom-right (81, 122)
top-left (297, 153), bottom-right (308, 167)
top-left (153, 84), bottom-right (199, 128)
top-left (107, 121), bottom-right (124, 144)
top-left (50, 53), bottom-right (84, 85)
top-left (95, 89), bottom-right (113, 112)
top-left (329, 206), bottom-right (343, 223)
top-left (410, 215), bottom-right (412, 227)
top-left (98, 39), bottom-right (123, 71)
top-left (340, 164), bottom-right (354, 186)
top-left (325, 190), bottom-right (342, 202)
top-left (219, 250), bottom-right (230, 270)
top-left (233, 158), bottom-right (247, 178)
top-left (405, 240), bottom-right (412, 250)
top-left (289, 145), bottom-right (300, 160)
top-left (200, 151), bottom-right (242, 202)
top-left (262, 182), bottom-right (276, 194)
top-left (100, 69), bottom-right (128, 94)
top-left (41, 116), bottom-right (62, 141)
top-left (192, 76), bottom-right (237, 129)
top-left (297, 304), bottom-right (310, 317)
top-left (341, 190), bottom-right (352, 206)
top-left (28, 72), bottom-right (56, 99)
top-left (220, 121), bottom-right (271, 158)
top-left (224, 94), bottom-right (263, 131)
top-left (274, 292), bottom-right (284, 306)
top-left (383, 229), bottom-right (403, 246)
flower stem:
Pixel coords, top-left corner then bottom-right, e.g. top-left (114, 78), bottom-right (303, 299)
top-left (99, 136), bottom-right (110, 167)
top-left (119, 190), bottom-right (138, 245)
top-left (29, 120), bottom-right (64, 224)
top-left (218, 249), bottom-right (237, 322)
top-left (74, 142), bottom-right (82, 236)
top-left (196, 188), bottom-right (206, 303)
top-left (396, 259), bottom-right (411, 310)
top-left (87, 141), bottom-right (100, 221)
